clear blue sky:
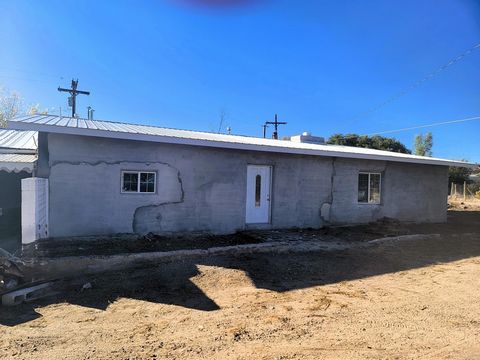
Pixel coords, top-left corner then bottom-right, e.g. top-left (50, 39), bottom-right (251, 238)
top-left (0, 0), bottom-right (479, 161)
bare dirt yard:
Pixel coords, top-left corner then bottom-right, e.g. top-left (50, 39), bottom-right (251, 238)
top-left (1, 207), bottom-right (479, 359)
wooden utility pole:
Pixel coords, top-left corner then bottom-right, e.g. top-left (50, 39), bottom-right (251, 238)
top-left (265, 114), bottom-right (287, 140)
top-left (58, 79), bottom-right (90, 117)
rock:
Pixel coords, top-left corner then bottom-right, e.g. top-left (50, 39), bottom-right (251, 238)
top-left (4, 278), bottom-right (18, 290)
top-left (81, 282), bottom-right (92, 292)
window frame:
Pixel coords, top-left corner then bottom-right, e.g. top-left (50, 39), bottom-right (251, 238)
top-left (121, 171), bottom-right (157, 194)
top-left (358, 172), bottom-right (382, 205)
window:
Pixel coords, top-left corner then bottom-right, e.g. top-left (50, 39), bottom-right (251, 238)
top-left (121, 171), bottom-right (156, 193)
top-left (358, 172), bottom-right (381, 204)
top-left (255, 174), bottom-right (261, 207)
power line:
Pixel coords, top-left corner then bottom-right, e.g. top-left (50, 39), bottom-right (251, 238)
top-left (0, 74), bottom-right (47, 83)
top-left (0, 66), bottom-right (64, 79)
top-left (349, 42), bottom-right (480, 122)
top-left (366, 115), bottom-right (480, 136)
top-left (331, 115), bottom-right (480, 140)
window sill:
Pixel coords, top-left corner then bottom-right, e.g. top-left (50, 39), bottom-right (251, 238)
top-left (121, 191), bottom-right (157, 195)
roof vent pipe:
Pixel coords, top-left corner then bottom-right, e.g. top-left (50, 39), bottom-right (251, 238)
top-left (87, 106), bottom-right (94, 120)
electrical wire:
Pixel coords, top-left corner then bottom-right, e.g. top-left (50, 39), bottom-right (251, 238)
top-left (349, 42), bottom-right (480, 122)
top-left (366, 115), bottom-right (480, 136)
top-left (330, 115), bottom-right (480, 140)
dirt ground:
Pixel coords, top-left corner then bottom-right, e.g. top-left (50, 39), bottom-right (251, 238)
top-left (24, 199), bottom-right (480, 259)
top-left (1, 209), bottom-right (479, 359)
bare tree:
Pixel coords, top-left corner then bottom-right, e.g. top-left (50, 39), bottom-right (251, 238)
top-left (0, 88), bottom-right (22, 128)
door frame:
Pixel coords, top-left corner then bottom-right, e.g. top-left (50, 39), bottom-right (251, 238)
top-left (245, 164), bottom-right (273, 225)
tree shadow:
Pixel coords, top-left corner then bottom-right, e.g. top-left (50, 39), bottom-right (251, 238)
top-left (61, 273), bottom-right (220, 313)
top-left (0, 261), bottom-right (219, 326)
top-left (0, 304), bottom-right (42, 326)
top-left (203, 231), bottom-right (480, 292)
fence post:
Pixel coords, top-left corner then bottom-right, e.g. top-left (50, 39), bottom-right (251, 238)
top-left (464, 181), bottom-right (467, 201)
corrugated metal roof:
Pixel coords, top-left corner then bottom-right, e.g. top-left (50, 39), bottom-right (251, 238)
top-left (7, 114), bottom-right (475, 168)
top-left (0, 153), bottom-right (37, 163)
top-left (0, 154), bottom-right (36, 173)
top-left (0, 129), bottom-right (37, 150)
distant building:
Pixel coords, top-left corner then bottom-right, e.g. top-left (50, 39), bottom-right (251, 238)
top-left (0, 130), bottom-right (37, 250)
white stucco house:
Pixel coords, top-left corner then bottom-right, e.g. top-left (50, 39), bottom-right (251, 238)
top-left (3, 114), bottom-right (474, 247)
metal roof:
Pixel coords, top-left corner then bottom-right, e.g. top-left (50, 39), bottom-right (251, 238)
top-left (0, 129), bottom-right (37, 151)
top-left (7, 114), bottom-right (475, 168)
top-left (0, 154), bottom-right (36, 173)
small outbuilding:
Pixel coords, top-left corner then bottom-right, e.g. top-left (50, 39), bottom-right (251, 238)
top-left (7, 114), bottom-right (474, 245)
top-left (0, 130), bottom-right (37, 251)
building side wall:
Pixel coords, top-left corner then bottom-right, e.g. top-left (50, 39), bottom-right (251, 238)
top-left (330, 158), bottom-right (448, 223)
top-left (42, 133), bottom-right (448, 238)
top-left (44, 133), bottom-right (333, 237)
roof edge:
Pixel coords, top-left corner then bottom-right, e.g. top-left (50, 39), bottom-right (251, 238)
top-left (7, 118), bottom-right (477, 168)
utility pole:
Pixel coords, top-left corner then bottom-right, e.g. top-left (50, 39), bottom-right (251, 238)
top-left (265, 114), bottom-right (287, 140)
top-left (58, 79), bottom-right (90, 117)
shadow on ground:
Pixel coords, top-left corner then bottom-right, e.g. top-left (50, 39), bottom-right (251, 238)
top-left (1, 211), bottom-right (479, 326)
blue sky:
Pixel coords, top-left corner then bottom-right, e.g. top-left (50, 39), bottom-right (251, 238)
top-left (0, 0), bottom-right (479, 161)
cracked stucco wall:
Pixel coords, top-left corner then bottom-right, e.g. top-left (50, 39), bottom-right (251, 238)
top-left (45, 133), bottom-right (334, 237)
top-left (41, 133), bottom-right (448, 238)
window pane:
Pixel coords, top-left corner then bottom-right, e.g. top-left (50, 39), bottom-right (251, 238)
top-left (358, 173), bottom-right (369, 203)
top-left (139, 172), bottom-right (155, 193)
top-left (369, 174), bottom-right (381, 203)
top-left (123, 173), bottom-right (138, 192)
top-left (255, 174), bottom-right (261, 207)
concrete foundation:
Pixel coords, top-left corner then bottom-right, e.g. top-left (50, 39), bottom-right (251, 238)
top-left (37, 133), bottom-right (449, 238)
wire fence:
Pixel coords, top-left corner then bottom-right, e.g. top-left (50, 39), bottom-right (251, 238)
top-left (449, 182), bottom-right (480, 201)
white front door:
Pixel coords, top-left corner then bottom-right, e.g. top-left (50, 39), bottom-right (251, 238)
top-left (246, 165), bottom-right (272, 224)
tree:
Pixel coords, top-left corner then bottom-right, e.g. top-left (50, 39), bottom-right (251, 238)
top-left (27, 104), bottom-right (48, 115)
top-left (0, 88), bottom-right (22, 128)
top-left (326, 133), bottom-right (411, 154)
top-left (448, 163), bottom-right (473, 184)
top-left (414, 132), bottom-right (433, 157)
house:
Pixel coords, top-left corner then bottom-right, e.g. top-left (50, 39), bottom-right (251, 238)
top-left (0, 130), bottom-right (37, 250)
top-left (6, 114), bottom-right (474, 245)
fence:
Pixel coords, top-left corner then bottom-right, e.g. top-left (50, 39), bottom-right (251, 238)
top-left (449, 181), bottom-right (480, 201)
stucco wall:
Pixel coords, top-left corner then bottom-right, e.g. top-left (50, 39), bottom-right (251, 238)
top-left (40, 133), bottom-right (448, 238)
top-left (330, 158), bottom-right (448, 223)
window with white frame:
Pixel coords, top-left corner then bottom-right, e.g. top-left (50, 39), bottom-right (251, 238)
top-left (358, 172), bottom-right (381, 204)
top-left (121, 171), bottom-right (156, 193)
